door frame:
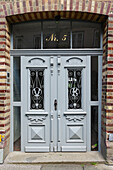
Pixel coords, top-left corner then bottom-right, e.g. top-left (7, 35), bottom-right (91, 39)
top-left (10, 49), bottom-right (103, 152)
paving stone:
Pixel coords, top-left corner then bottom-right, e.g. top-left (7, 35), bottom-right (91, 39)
top-left (84, 164), bottom-right (113, 170)
top-left (84, 165), bottom-right (99, 170)
top-left (96, 164), bottom-right (113, 170)
top-left (0, 164), bottom-right (41, 170)
top-left (0, 164), bottom-right (113, 170)
top-left (41, 164), bottom-right (83, 170)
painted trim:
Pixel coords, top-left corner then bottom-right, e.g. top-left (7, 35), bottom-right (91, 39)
top-left (98, 55), bottom-right (102, 152)
top-left (0, 149), bottom-right (3, 164)
top-left (10, 49), bottom-right (103, 56)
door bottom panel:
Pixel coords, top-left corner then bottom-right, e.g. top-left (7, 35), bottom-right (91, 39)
top-left (61, 146), bottom-right (86, 152)
top-left (25, 146), bottom-right (49, 152)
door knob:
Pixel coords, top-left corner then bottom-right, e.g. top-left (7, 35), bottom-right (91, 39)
top-left (54, 99), bottom-right (57, 111)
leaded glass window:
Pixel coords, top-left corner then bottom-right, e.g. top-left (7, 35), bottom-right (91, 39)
top-left (30, 69), bottom-right (44, 110)
top-left (68, 69), bottom-right (81, 109)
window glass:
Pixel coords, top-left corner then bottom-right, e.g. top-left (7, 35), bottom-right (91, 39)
top-left (91, 106), bottom-right (98, 151)
top-left (13, 22), bottom-right (41, 49)
top-left (13, 107), bottom-right (21, 151)
top-left (93, 30), bottom-right (100, 48)
top-left (43, 21), bottom-right (70, 49)
top-left (91, 56), bottom-right (98, 101)
top-left (72, 32), bottom-right (84, 48)
top-left (13, 57), bottom-right (21, 101)
top-left (72, 21), bottom-right (101, 48)
top-left (13, 20), bottom-right (101, 49)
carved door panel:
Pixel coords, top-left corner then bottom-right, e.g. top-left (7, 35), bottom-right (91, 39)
top-left (57, 56), bottom-right (87, 151)
top-left (22, 56), bottom-right (51, 152)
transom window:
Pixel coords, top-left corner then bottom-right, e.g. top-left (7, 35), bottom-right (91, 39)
top-left (13, 20), bottom-right (101, 49)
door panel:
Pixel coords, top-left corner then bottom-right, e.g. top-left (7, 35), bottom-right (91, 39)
top-left (22, 55), bottom-right (87, 152)
top-left (58, 56), bottom-right (87, 151)
top-left (22, 56), bottom-right (51, 152)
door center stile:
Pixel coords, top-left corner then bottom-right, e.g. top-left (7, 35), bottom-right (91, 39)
top-left (50, 57), bottom-right (58, 152)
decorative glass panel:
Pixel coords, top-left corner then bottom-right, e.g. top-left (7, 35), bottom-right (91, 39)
top-left (68, 69), bottom-right (81, 109)
top-left (13, 57), bottom-right (21, 101)
top-left (30, 69), bottom-right (44, 110)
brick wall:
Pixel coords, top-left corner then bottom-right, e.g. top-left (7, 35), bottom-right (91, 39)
top-left (0, 11), bottom-right (10, 160)
top-left (0, 0), bottom-right (113, 162)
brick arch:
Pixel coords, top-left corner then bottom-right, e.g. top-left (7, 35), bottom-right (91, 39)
top-left (0, 0), bottom-right (112, 17)
top-left (0, 0), bottom-right (113, 162)
top-left (6, 11), bottom-right (107, 24)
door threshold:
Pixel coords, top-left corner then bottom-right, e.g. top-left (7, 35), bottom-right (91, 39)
top-left (4, 152), bottom-right (105, 164)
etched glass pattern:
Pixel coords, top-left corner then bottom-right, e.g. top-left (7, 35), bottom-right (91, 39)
top-left (68, 69), bottom-right (81, 109)
top-left (30, 69), bottom-right (44, 110)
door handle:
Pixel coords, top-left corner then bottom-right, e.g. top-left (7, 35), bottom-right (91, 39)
top-left (54, 99), bottom-right (57, 111)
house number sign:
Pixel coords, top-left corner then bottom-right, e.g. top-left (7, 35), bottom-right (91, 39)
top-left (46, 33), bottom-right (67, 42)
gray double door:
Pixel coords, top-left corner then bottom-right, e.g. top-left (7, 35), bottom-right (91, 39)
top-left (22, 55), bottom-right (88, 152)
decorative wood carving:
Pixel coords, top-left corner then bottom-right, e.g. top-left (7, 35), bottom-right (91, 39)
top-left (65, 115), bottom-right (85, 122)
top-left (27, 115), bottom-right (46, 123)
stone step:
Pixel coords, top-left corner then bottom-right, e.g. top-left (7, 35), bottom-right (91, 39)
top-left (4, 152), bottom-right (105, 164)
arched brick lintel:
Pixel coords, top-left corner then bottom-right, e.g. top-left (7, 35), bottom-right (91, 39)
top-left (6, 11), bottom-right (107, 24)
top-left (0, 0), bottom-right (112, 18)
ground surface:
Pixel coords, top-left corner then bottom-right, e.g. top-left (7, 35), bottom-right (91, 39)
top-left (0, 164), bottom-right (113, 170)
